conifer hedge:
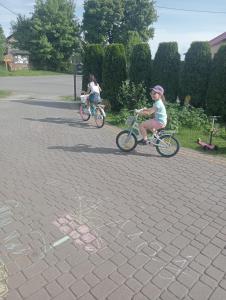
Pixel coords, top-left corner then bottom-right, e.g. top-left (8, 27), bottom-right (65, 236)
top-left (206, 44), bottom-right (226, 121)
top-left (152, 42), bottom-right (180, 102)
top-left (102, 44), bottom-right (127, 111)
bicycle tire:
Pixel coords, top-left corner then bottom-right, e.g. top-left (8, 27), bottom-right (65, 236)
top-left (156, 134), bottom-right (180, 157)
top-left (116, 130), bottom-right (137, 152)
top-left (94, 108), bottom-right (105, 128)
top-left (80, 104), bottom-right (90, 121)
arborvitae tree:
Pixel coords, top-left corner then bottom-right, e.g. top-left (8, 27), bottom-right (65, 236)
top-left (152, 42), bottom-right (180, 102)
top-left (180, 41), bottom-right (211, 107)
top-left (102, 44), bottom-right (127, 111)
top-left (82, 44), bottom-right (104, 90)
top-left (129, 43), bottom-right (152, 91)
top-left (0, 25), bottom-right (5, 61)
top-left (206, 44), bottom-right (226, 121)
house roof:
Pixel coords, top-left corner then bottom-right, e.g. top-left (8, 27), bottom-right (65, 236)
top-left (209, 32), bottom-right (226, 46)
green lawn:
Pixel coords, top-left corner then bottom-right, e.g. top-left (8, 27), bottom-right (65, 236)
top-left (0, 66), bottom-right (63, 77)
top-left (106, 114), bottom-right (226, 158)
top-left (0, 90), bottom-right (12, 98)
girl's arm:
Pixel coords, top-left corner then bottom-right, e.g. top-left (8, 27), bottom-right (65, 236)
top-left (139, 107), bottom-right (155, 116)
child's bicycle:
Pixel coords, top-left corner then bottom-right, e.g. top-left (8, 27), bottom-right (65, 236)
top-left (79, 94), bottom-right (106, 128)
top-left (116, 109), bottom-right (180, 157)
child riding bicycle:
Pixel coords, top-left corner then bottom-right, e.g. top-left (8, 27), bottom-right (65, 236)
top-left (86, 74), bottom-right (102, 114)
top-left (137, 85), bottom-right (167, 145)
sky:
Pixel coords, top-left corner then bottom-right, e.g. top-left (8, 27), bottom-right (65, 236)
top-left (1, 0), bottom-right (226, 57)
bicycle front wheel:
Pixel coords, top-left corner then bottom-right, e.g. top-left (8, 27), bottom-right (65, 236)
top-left (116, 130), bottom-right (137, 152)
top-left (80, 104), bottom-right (90, 121)
top-left (94, 108), bottom-right (105, 128)
top-left (156, 134), bottom-right (180, 157)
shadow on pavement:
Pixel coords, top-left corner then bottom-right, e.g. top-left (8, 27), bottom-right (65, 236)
top-left (24, 117), bottom-right (96, 129)
top-left (48, 143), bottom-right (160, 158)
top-left (12, 100), bottom-right (78, 110)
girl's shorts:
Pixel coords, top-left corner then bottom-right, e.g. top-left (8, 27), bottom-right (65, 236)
top-left (89, 93), bottom-right (101, 104)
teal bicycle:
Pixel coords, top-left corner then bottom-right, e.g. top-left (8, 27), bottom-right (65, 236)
top-left (116, 109), bottom-right (180, 157)
top-left (80, 94), bottom-right (106, 128)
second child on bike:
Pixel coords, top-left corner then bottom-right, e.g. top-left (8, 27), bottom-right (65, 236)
top-left (137, 85), bottom-right (167, 145)
top-left (86, 74), bottom-right (102, 114)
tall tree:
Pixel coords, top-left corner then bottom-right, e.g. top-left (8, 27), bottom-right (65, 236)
top-left (120, 0), bottom-right (157, 43)
top-left (102, 44), bottom-right (127, 111)
top-left (129, 43), bottom-right (152, 91)
top-left (180, 41), bottom-right (211, 107)
top-left (0, 25), bottom-right (5, 61)
top-left (152, 42), bottom-right (180, 102)
top-left (82, 0), bottom-right (123, 44)
top-left (82, 44), bottom-right (104, 90)
top-left (12, 0), bottom-right (80, 71)
top-left (206, 45), bottom-right (226, 121)
top-left (82, 0), bottom-right (157, 45)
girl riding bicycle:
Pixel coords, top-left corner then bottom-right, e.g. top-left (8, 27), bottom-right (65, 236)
top-left (86, 74), bottom-right (102, 114)
top-left (138, 85), bottom-right (167, 145)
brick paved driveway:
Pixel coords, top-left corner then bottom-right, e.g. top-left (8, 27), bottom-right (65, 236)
top-left (0, 99), bottom-right (226, 300)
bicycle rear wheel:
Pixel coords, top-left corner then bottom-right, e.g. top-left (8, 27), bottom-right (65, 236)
top-left (80, 104), bottom-right (90, 121)
top-left (156, 134), bottom-right (180, 157)
top-left (94, 108), bottom-right (105, 128)
top-left (116, 130), bottom-right (137, 152)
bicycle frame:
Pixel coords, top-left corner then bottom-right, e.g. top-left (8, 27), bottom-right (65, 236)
top-left (126, 113), bottom-right (176, 148)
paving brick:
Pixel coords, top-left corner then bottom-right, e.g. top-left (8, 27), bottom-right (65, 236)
top-left (109, 271), bottom-right (126, 285)
top-left (212, 254), bottom-right (226, 273)
top-left (26, 288), bottom-right (50, 300)
top-left (141, 282), bottom-right (161, 299)
top-left (160, 290), bottom-right (180, 300)
top-left (93, 260), bottom-right (117, 279)
top-left (126, 278), bottom-right (142, 293)
top-left (79, 293), bottom-right (96, 300)
top-left (70, 279), bottom-right (90, 298)
top-left (200, 274), bottom-right (218, 289)
top-left (134, 269), bottom-right (152, 284)
top-left (84, 273), bottom-right (100, 287)
top-left (56, 272), bottom-right (75, 289)
top-left (201, 243), bottom-right (221, 259)
top-left (189, 281), bottom-right (212, 300)
top-left (71, 261), bottom-right (94, 279)
top-left (108, 285), bottom-right (134, 300)
top-left (132, 293), bottom-right (149, 300)
top-left (8, 271), bottom-right (26, 289)
top-left (42, 265), bottom-right (61, 282)
top-left (209, 287), bottom-right (226, 300)
top-left (172, 236), bottom-right (190, 249)
top-left (168, 281), bottom-right (188, 298)
top-left (118, 263), bottom-right (137, 278)
top-left (46, 281), bottom-right (63, 298)
top-left (205, 265), bottom-right (224, 281)
top-left (53, 290), bottom-right (78, 300)
top-left (110, 252), bottom-right (127, 266)
top-left (19, 274), bottom-right (47, 298)
top-left (5, 289), bottom-right (23, 300)
top-left (90, 278), bottom-right (117, 300)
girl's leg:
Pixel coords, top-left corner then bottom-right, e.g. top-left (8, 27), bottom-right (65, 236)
top-left (139, 119), bottom-right (165, 141)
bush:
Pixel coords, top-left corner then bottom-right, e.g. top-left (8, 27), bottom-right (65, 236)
top-left (117, 81), bottom-right (148, 110)
top-left (82, 44), bottom-right (104, 90)
top-left (206, 44), bottom-right (226, 122)
top-left (180, 41), bottom-right (212, 108)
top-left (102, 44), bottom-right (127, 112)
top-left (129, 43), bottom-right (152, 91)
top-left (152, 42), bottom-right (180, 102)
top-left (166, 103), bottom-right (209, 131)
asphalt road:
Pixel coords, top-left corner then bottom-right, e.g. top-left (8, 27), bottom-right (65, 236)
top-left (0, 75), bottom-right (82, 100)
